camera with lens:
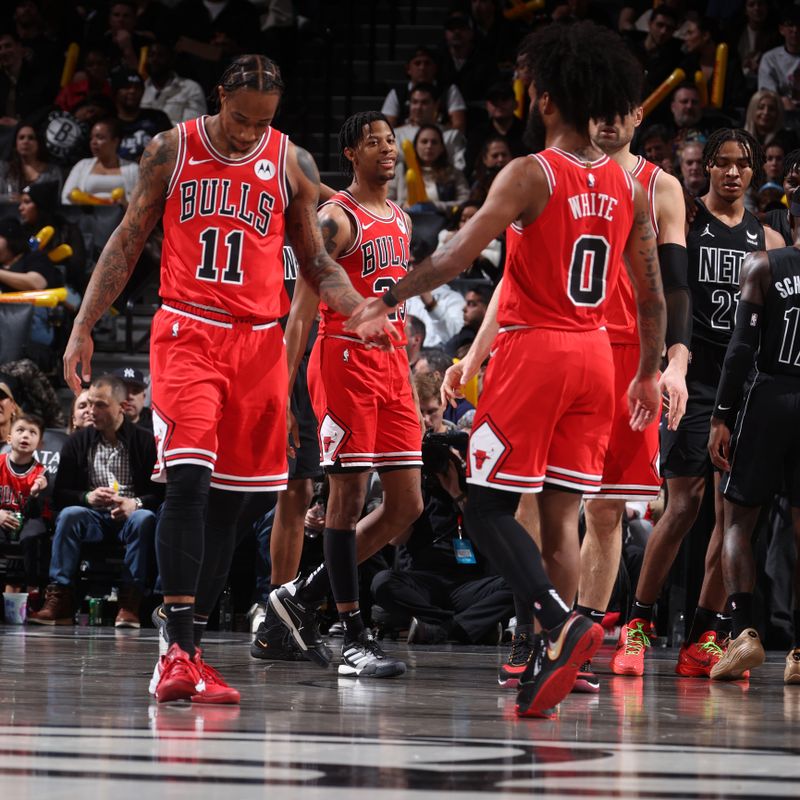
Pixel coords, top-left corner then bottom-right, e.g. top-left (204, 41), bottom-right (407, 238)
top-left (421, 429), bottom-right (469, 487)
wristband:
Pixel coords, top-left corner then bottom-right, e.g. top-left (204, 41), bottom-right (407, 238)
top-left (382, 287), bottom-right (400, 308)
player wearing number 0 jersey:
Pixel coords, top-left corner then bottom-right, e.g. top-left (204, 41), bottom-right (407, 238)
top-left (346, 23), bottom-right (666, 716)
top-left (64, 57), bottom-right (389, 704)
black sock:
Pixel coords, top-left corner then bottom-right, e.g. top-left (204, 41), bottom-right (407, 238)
top-left (514, 594), bottom-right (534, 627)
top-left (793, 609), bottom-right (800, 649)
top-left (715, 612), bottom-right (732, 639)
top-left (686, 606), bottom-right (717, 644)
top-left (629, 599), bottom-right (654, 624)
top-left (193, 615), bottom-right (207, 649)
top-left (575, 604), bottom-right (606, 625)
top-left (165, 603), bottom-right (195, 658)
top-left (533, 588), bottom-right (571, 633)
top-left (729, 592), bottom-right (754, 638)
top-left (323, 527), bottom-right (359, 605)
top-left (341, 608), bottom-right (365, 644)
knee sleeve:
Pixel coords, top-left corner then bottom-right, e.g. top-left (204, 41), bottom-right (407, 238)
top-left (156, 464), bottom-right (211, 597)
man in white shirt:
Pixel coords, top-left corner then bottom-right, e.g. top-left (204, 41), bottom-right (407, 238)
top-left (141, 41), bottom-right (207, 125)
top-left (758, 7), bottom-right (800, 113)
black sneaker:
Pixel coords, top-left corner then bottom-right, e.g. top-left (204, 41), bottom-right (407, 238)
top-left (516, 612), bottom-right (603, 718)
top-left (268, 579), bottom-right (332, 667)
top-left (407, 617), bottom-right (448, 645)
top-left (250, 612), bottom-right (308, 662)
top-left (339, 632), bottom-right (407, 678)
top-left (498, 632), bottom-right (537, 688)
top-left (572, 660), bottom-right (600, 693)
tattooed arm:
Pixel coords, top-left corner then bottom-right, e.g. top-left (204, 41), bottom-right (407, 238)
top-left (623, 180), bottom-right (667, 431)
top-left (63, 130), bottom-right (177, 392)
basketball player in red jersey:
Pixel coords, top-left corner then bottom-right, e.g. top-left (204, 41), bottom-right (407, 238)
top-left (270, 112), bottom-right (421, 677)
top-left (349, 23), bottom-right (666, 717)
top-left (63, 56), bottom-right (392, 704)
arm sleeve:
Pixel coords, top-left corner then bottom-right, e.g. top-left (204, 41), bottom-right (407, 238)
top-left (659, 243), bottom-right (692, 349)
top-left (712, 299), bottom-right (762, 423)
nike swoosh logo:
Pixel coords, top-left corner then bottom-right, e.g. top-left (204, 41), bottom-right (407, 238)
top-left (188, 157), bottom-right (212, 165)
top-left (547, 618), bottom-right (573, 661)
top-left (362, 221), bottom-right (376, 230)
top-left (717, 405), bottom-right (732, 411)
top-left (169, 605), bottom-right (192, 613)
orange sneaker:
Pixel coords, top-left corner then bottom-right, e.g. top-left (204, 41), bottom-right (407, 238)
top-left (191, 650), bottom-right (241, 704)
top-left (154, 643), bottom-right (202, 703)
top-left (675, 631), bottom-right (724, 677)
top-left (610, 618), bottom-right (652, 676)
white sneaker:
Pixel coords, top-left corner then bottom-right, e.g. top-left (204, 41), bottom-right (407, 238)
top-left (247, 602), bottom-right (267, 634)
top-left (338, 633), bottom-right (406, 678)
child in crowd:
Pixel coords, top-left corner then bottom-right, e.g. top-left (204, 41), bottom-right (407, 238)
top-left (1, 414), bottom-right (48, 594)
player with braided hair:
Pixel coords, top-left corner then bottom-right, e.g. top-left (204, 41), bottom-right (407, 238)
top-left (612, 128), bottom-right (785, 679)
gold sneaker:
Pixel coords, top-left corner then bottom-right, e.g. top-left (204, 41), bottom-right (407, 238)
top-left (784, 648), bottom-right (800, 685)
top-left (710, 628), bottom-right (765, 681)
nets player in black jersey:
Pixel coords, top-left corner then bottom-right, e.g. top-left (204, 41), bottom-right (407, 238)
top-left (612, 129), bottom-right (785, 678)
top-left (708, 193), bottom-right (800, 683)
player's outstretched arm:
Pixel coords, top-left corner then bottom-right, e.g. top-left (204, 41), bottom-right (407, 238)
top-left (708, 252), bottom-right (769, 471)
top-left (346, 156), bottom-right (542, 333)
top-left (442, 278), bottom-right (502, 407)
top-left (624, 180), bottom-right (667, 431)
top-left (63, 130), bottom-right (177, 393)
top-left (654, 171), bottom-right (690, 430)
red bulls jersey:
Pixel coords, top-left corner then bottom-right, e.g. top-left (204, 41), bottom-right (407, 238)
top-left (160, 116), bottom-right (290, 319)
top-left (318, 190), bottom-right (410, 343)
top-left (0, 453), bottom-right (44, 514)
top-left (498, 147), bottom-right (635, 332)
top-left (605, 156), bottom-right (662, 346)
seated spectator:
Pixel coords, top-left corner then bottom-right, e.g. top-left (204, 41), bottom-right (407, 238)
top-left (382, 46), bottom-right (467, 133)
top-left (465, 83), bottom-right (525, 182)
top-left (758, 6), bottom-right (800, 116)
top-left (11, 0), bottom-right (61, 73)
top-left (0, 122), bottom-right (63, 201)
top-left (68, 389), bottom-right (92, 434)
top-left (403, 252), bottom-right (465, 350)
top-left (18, 181), bottom-right (87, 297)
top-left (62, 118), bottom-right (139, 205)
top-left (678, 139), bottom-right (707, 197)
top-left (764, 141), bottom-right (786, 185)
top-left (394, 83), bottom-right (467, 172)
top-left (0, 376), bottom-right (19, 442)
top-left (1, 412), bottom-right (48, 594)
top-left (412, 347), bottom-right (474, 429)
top-left (638, 124), bottom-right (676, 173)
top-left (764, 149), bottom-right (800, 245)
top-left (112, 366), bottom-right (153, 431)
top-left (468, 135), bottom-right (512, 205)
top-left (438, 201), bottom-right (503, 285)
top-left (88, 0), bottom-right (146, 71)
top-left (371, 372), bottom-right (513, 645)
top-left (0, 217), bottom-right (63, 355)
top-left (753, 180), bottom-right (785, 218)
top-left (623, 5), bottom-right (683, 101)
top-left (111, 67), bottom-right (172, 162)
top-left (28, 375), bottom-right (162, 627)
top-left (727, 0), bottom-right (780, 91)
top-left (744, 89), bottom-right (799, 151)
top-left (141, 40), bottom-right (207, 126)
top-left (405, 315), bottom-right (426, 368)
top-left (444, 286), bottom-right (492, 358)
top-left (55, 48), bottom-right (113, 114)
top-left (468, 0), bottom-right (521, 71)
top-left (391, 125), bottom-right (469, 217)
top-left (437, 9), bottom-right (500, 106)
top-left (666, 83), bottom-right (731, 148)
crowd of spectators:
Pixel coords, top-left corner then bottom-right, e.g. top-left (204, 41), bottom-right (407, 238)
top-left (2, 0), bottom-right (800, 645)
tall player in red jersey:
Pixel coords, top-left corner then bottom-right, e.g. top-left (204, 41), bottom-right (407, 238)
top-left (63, 56), bottom-right (391, 704)
top-left (349, 22), bottom-right (666, 717)
top-left (270, 112), bottom-right (421, 678)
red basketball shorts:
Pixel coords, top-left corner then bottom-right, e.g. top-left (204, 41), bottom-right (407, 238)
top-left (307, 336), bottom-right (422, 470)
top-left (590, 343), bottom-right (661, 501)
top-left (149, 302), bottom-right (288, 491)
top-left (467, 327), bottom-right (614, 493)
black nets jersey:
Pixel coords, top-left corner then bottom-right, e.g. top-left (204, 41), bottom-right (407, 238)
top-left (687, 200), bottom-right (765, 350)
top-left (760, 246), bottom-right (800, 378)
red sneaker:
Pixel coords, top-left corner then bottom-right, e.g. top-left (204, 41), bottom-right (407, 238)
top-left (154, 643), bottom-right (202, 703)
top-left (191, 651), bottom-right (241, 704)
top-left (610, 618), bottom-right (652, 676)
top-left (675, 630), bottom-right (724, 677)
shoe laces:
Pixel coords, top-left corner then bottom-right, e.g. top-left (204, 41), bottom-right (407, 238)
top-left (508, 633), bottom-right (532, 666)
top-left (194, 655), bottom-right (227, 686)
top-left (624, 621), bottom-right (651, 655)
top-left (696, 637), bottom-right (724, 656)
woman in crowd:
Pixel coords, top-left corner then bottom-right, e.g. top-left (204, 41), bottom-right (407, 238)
top-left (744, 89), bottom-right (799, 150)
top-left (0, 123), bottom-right (64, 201)
top-left (392, 124), bottom-right (469, 217)
top-left (468, 135), bottom-right (512, 205)
top-left (437, 200), bottom-right (503, 285)
top-left (68, 389), bottom-right (92, 434)
top-left (0, 379), bottom-right (18, 444)
top-left (61, 118), bottom-right (139, 204)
